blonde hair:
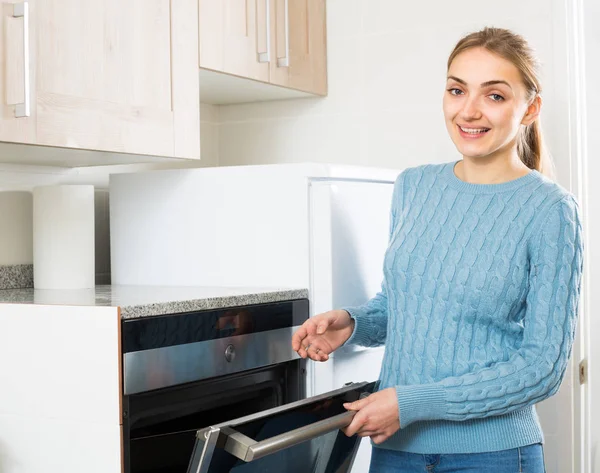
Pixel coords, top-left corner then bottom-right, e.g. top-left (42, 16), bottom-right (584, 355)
top-left (447, 27), bottom-right (556, 180)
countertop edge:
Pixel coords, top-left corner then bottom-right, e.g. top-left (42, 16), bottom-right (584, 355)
top-left (0, 286), bottom-right (309, 319)
top-left (119, 289), bottom-right (309, 319)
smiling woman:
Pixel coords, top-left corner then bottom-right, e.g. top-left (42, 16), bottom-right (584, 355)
top-left (291, 26), bottom-right (584, 473)
top-left (442, 27), bottom-right (554, 183)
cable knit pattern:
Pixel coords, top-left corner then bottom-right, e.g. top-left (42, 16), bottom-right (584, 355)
top-left (342, 160), bottom-right (584, 454)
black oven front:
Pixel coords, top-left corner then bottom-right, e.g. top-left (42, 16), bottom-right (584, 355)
top-left (121, 298), bottom-right (374, 473)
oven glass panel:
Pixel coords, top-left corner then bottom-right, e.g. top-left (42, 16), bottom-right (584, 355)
top-left (191, 382), bottom-right (376, 473)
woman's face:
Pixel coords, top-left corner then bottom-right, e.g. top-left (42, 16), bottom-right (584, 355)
top-left (443, 47), bottom-right (540, 161)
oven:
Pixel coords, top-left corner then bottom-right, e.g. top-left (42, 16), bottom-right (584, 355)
top-left (121, 298), bottom-right (374, 473)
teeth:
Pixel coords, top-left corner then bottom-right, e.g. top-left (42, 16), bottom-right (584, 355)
top-left (460, 126), bottom-right (489, 134)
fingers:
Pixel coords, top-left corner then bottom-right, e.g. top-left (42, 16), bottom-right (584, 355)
top-left (292, 312), bottom-right (334, 350)
top-left (343, 398), bottom-right (367, 411)
top-left (307, 344), bottom-right (329, 362)
top-left (345, 428), bottom-right (389, 443)
top-left (303, 318), bottom-right (321, 338)
top-left (291, 324), bottom-right (309, 351)
top-left (293, 315), bottom-right (334, 361)
top-left (297, 342), bottom-right (310, 359)
top-left (292, 318), bottom-right (320, 352)
top-left (342, 396), bottom-right (373, 437)
top-left (298, 341), bottom-right (330, 361)
top-left (296, 339), bottom-right (311, 359)
top-left (342, 413), bottom-right (364, 437)
top-left (315, 318), bottom-right (330, 335)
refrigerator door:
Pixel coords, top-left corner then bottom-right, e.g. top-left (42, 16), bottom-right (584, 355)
top-left (309, 178), bottom-right (394, 388)
top-left (187, 382), bottom-right (376, 473)
top-left (309, 178), bottom-right (396, 472)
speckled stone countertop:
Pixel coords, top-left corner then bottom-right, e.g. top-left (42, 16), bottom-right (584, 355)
top-left (0, 264), bottom-right (34, 290)
top-left (0, 285), bottom-right (309, 319)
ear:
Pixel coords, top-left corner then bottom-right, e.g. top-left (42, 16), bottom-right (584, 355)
top-left (521, 94), bottom-right (542, 126)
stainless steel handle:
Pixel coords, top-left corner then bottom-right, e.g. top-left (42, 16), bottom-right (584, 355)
top-left (257, 0), bottom-right (271, 63)
top-left (277, 0), bottom-right (289, 67)
top-left (224, 410), bottom-right (357, 462)
top-left (12, 2), bottom-right (30, 118)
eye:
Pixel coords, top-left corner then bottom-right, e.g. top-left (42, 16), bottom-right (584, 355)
top-left (489, 93), bottom-right (505, 102)
top-left (447, 88), bottom-right (464, 96)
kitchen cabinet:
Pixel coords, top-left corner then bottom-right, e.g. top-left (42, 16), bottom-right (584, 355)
top-left (199, 0), bottom-right (270, 83)
top-left (0, 0), bottom-right (200, 165)
top-left (198, 0), bottom-right (327, 104)
top-left (269, 0), bottom-right (327, 95)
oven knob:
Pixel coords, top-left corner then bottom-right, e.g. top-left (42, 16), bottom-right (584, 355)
top-left (225, 344), bottom-right (236, 363)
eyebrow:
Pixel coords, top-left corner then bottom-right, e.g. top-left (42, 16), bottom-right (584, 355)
top-left (447, 76), bottom-right (512, 90)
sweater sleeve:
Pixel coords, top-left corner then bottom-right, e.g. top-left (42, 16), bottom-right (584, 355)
top-left (395, 195), bottom-right (584, 428)
top-left (340, 170), bottom-right (408, 348)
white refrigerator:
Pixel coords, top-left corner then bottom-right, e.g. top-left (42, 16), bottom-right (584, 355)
top-left (110, 163), bottom-right (402, 471)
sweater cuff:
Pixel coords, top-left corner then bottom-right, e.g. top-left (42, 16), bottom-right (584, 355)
top-left (340, 306), bottom-right (372, 347)
top-left (396, 384), bottom-right (447, 428)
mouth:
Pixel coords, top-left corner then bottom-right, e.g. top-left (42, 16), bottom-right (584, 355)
top-left (456, 125), bottom-right (490, 139)
top-left (457, 124), bottom-right (490, 138)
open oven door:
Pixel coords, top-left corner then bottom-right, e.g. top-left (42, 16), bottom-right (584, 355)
top-left (186, 381), bottom-right (377, 473)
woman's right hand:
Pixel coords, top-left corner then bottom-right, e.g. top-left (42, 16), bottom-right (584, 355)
top-left (291, 309), bottom-right (355, 362)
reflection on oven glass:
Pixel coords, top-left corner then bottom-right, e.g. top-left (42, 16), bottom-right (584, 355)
top-left (216, 310), bottom-right (254, 337)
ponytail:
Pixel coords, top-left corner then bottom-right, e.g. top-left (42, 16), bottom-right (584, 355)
top-left (517, 117), bottom-right (555, 180)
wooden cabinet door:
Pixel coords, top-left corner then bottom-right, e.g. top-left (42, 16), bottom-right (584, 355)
top-left (10, 0), bottom-right (200, 159)
top-left (269, 0), bottom-right (327, 95)
top-left (199, 0), bottom-right (270, 82)
top-left (0, 1), bottom-right (36, 145)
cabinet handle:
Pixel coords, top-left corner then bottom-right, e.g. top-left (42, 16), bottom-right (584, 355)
top-left (257, 0), bottom-right (271, 63)
top-left (12, 2), bottom-right (30, 118)
top-left (13, 2), bottom-right (31, 118)
top-left (277, 0), bottom-right (289, 67)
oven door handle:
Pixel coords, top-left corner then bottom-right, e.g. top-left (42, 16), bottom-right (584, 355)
top-left (222, 409), bottom-right (358, 462)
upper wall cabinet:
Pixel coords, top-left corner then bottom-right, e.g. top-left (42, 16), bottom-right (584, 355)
top-left (198, 0), bottom-right (327, 104)
top-left (0, 0), bottom-right (200, 165)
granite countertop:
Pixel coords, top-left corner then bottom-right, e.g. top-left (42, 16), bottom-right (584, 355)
top-left (0, 285), bottom-right (309, 319)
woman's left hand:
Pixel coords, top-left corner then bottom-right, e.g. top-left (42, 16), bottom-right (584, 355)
top-left (342, 387), bottom-right (400, 444)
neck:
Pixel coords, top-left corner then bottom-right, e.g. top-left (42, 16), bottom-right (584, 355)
top-left (456, 152), bottom-right (531, 185)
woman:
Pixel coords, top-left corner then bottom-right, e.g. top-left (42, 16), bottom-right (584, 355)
top-left (291, 27), bottom-right (584, 473)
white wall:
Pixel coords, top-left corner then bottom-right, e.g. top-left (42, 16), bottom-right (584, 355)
top-left (0, 103), bottom-right (220, 276)
top-left (217, 0), bottom-right (572, 188)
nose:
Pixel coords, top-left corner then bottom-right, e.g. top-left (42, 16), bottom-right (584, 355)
top-left (460, 96), bottom-right (482, 121)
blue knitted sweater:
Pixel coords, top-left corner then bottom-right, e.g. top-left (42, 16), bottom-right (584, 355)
top-left (342, 159), bottom-right (584, 454)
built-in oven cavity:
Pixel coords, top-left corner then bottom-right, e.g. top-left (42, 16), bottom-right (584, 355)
top-left (123, 360), bottom-right (304, 473)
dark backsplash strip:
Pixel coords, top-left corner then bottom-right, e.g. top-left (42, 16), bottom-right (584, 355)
top-left (0, 264), bottom-right (34, 290)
